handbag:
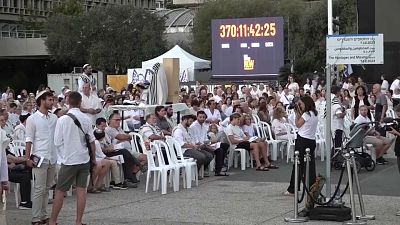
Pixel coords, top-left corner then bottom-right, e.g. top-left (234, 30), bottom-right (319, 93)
top-left (66, 113), bottom-right (94, 172)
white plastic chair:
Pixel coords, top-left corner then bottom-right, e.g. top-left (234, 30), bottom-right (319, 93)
top-left (386, 109), bottom-right (396, 118)
top-left (257, 121), bottom-right (286, 161)
top-left (252, 114), bottom-right (261, 125)
top-left (145, 141), bottom-right (178, 194)
top-left (283, 123), bottom-right (296, 163)
top-left (130, 132), bottom-right (148, 154)
top-left (165, 137), bottom-right (198, 189)
top-left (153, 140), bottom-right (182, 192)
top-left (224, 130), bottom-right (252, 171)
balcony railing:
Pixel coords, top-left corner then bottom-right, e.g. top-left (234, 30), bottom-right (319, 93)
top-left (0, 30), bottom-right (47, 38)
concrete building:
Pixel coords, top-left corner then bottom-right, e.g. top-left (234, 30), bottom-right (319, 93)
top-left (0, 0), bottom-right (157, 22)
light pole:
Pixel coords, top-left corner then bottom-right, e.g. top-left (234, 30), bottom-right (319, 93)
top-left (325, 0), bottom-right (333, 199)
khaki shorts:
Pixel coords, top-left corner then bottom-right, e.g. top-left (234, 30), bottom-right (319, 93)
top-left (364, 136), bottom-right (391, 147)
top-left (56, 163), bottom-right (90, 192)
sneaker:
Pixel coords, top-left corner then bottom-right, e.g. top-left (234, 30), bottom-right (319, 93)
top-left (109, 181), bottom-right (115, 188)
top-left (283, 191), bottom-right (295, 196)
top-left (130, 175), bottom-right (140, 183)
top-left (19, 201), bottom-right (32, 210)
top-left (124, 180), bottom-right (138, 188)
top-left (376, 158), bottom-right (385, 165)
top-left (113, 183), bottom-right (128, 190)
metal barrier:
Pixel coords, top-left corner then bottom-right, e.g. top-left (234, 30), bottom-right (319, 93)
top-left (284, 151), bottom-right (309, 223)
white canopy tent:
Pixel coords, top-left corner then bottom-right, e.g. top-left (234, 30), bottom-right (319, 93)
top-left (141, 45), bottom-right (210, 81)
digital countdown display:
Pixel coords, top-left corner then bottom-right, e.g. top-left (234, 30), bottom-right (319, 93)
top-left (211, 17), bottom-right (284, 78)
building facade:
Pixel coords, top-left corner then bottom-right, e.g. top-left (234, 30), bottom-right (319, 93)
top-left (0, 0), bottom-right (157, 21)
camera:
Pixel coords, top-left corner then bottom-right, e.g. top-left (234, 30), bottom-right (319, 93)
top-left (383, 117), bottom-right (400, 131)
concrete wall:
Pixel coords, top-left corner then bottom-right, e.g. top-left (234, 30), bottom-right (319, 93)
top-left (0, 38), bottom-right (48, 57)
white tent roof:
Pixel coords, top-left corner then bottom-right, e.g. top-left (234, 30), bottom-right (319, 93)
top-left (142, 45), bottom-right (211, 70)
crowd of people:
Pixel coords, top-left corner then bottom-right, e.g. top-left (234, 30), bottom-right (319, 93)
top-left (1, 66), bottom-right (400, 224)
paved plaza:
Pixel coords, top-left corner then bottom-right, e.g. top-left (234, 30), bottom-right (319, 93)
top-left (4, 152), bottom-right (400, 225)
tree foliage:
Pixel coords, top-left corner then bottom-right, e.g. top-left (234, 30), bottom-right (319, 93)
top-left (192, 0), bottom-right (358, 76)
top-left (45, 5), bottom-right (167, 73)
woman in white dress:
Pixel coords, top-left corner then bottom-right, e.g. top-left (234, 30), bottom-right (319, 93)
top-left (271, 107), bottom-right (295, 141)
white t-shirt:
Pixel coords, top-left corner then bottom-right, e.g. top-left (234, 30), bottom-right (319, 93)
top-left (225, 124), bottom-right (246, 141)
top-left (381, 80), bottom-right (389, 93)
top-left (297, 111), bottom-right (318, 140)
top-left (288, 83), bottom-right (299, 95)
top-left (354, 115), bottom-right (371, 124)
top-left (331, 101), bottom-right (344, 132)
top-left (241, 124), bottom-right (255, 137)
top-left (280, 94), bottom-right (294, 106)
top-left (390, 79), bottom-right (400, 91)
top-left (271, 118), bottom-right (287, 136)
top-left (204, 108), bottom-right (221, 122)
top-left (80, 93), bottom-right (102, 125)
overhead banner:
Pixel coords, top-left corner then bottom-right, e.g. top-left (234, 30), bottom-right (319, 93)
top-left (128, 68), bottom-right (188, 84)
top-left (326, 34), bottom-right (384, 65)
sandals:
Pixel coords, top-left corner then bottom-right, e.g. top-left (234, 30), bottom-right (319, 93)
top-left (266, 164), bottom-right (279, 169)
top-left (87, 188), bottom-right (101, 194)
top-left (256, 166), bottom-right (269, 171)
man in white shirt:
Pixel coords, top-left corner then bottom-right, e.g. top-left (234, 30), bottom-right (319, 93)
top-left (280, 87), bottom-right (294, 108)
top-left (78, 64), bottom-right (97, 93)
top-left (354, 105), bottom-right (392, 165)
top-left (49, 92), bottom-right (96, 225)
top-left (106, 112), bottom-right (146, 183)
top-left (381, 75), bottom-right (389, 93)
top-left (80, 83), bottom-right (101, 126)
top-left (250, 84), bottom-right (259, 98)
top-left (25, 91), bottom-right (58, 225)
top-left (331, 87), bottom-right (345, 148)
top-left (189, 111), bottom-right (229, 176)
top-left (173, 114), bottom-right (213, 172)
top-left (139, 114), bottom-right (165, 142)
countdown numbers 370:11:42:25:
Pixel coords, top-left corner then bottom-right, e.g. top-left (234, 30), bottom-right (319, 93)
top-left (219, 23), bottom-right (277, 38)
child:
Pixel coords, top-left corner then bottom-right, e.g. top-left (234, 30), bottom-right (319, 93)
top-left (93, 130), bottom-right (126, 191)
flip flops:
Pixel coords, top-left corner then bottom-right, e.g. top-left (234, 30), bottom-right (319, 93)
top-left (256, 166), bottom-right (269, 171)
top-left (266, 164), bottom-right (279, 169)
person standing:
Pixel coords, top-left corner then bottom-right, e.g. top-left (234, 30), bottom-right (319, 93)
top-left (78, 64), bottom-right (97, 93)
top-left (80, 83), bottom-right (102, 126)
top-left (331, 86), bottom-right (345, 148)
top-left (285, 96), bottom-right (318, 196)
top-left (49, 92), bottom-right (96, 225)
top-left (0, 112), bottom-right (9, 207)
top-left (25, 91), bottom-right (58, 225)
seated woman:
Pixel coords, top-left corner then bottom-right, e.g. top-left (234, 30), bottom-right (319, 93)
top-left (226, 113), bottom-right (278, 171)
top-left (257, 99), bottom-right (271, 123)
top-left (271, 107), bottom-right (296, 141)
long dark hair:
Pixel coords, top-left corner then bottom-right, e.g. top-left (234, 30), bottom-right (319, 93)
top-left (301, 96), bottom-right (318, 116)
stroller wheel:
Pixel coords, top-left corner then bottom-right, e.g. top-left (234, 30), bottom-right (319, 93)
top-left (365, 159), bottom-right (376, 171)
top-left (333, 161), bottom-right (343, 170)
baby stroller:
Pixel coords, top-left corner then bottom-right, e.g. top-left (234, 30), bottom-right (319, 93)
top-left (331, 122), bottom-right (376, 172)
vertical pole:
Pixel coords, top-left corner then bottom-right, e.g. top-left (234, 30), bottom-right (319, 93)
top-left (344, 153), bottom-right (367, 225)
top-left (284, 151), bottom-right (308, 223)
top-left (305, 148), bottom-right (310, 204)
top-left (351, 151), bottom-right (375, 220)
top-left (325, 0), bottom-right (333, 199)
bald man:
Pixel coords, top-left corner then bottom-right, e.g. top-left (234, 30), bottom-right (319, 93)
top-left (372, 84), bottom-right (387, 123)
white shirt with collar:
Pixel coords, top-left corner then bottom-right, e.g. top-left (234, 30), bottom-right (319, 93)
top-left (25, 110), bottom-right (58, 164)
top-left (204, 108), bottom-right (221, 122)
top-left (189, 120), bottom-right (209, 144)
top-left (80, 92), bottom-right (101, 125)
top-left (139, 123), bottom-right (163, 141)
top-left (54, 108), bottom-right (95, 165)
top-left (173, 124), bottom-right (195, 152)
top-left (105, 126), bottom-right (132, 150)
